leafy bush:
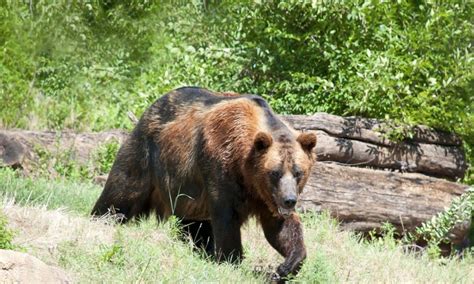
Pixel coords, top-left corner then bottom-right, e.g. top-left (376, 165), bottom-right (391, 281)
top-left (408, 188), bottom-right (474, 252)
top-left (33, 144), bottom-right (92, 180)
top-left (0, 1), bottom-right (159, 130)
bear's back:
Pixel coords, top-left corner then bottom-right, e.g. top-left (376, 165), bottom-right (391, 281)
top-left (144, 86), bottom-right (286, 127)
top-left (143, 87), bottom-right (239, 125)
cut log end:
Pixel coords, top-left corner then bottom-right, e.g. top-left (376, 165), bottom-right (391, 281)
top-left (0, 133), bottom-right (25, 168)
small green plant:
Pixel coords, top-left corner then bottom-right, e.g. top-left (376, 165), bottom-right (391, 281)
top-left (99, 229), bottom-right (126, 267)
top-left (166, 215), bottom-right (184, 241)
top-left (0, 211), bottom-right (16, 250)
top-left (366, 222), bottom-right (399, 250)
top-left (54, 148), bottom-right (92, 180)
top-left (426, 242), bottom-right (442, 259)
top-left (94, 140), bottom-right (120, 175)
top-left (100, 243), bottom-right (125, 266)
top-left (33, 144), bottom-right (92, 180)
top-left (405, 188), bottom-right (474, 254)
top-left (33, 144), bottom-right (54, 177)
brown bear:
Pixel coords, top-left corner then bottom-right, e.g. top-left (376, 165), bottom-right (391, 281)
top-left (91, 87), bottom-right (317, 279)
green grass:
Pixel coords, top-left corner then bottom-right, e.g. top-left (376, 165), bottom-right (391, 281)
top-left (1, 168), bottom-right (473, 283)
top-left (0, 168), bottom-right (101, 215)
top-left (56, 220), bottom-right (263, 283)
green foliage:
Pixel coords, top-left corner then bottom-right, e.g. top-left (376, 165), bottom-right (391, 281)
top-left (367, 222), bottom-right (399, 250)
top-left (100, 242), bottom-right (125, 266)
top-left (408, 188), bottom-right (474, 249)
top-left (1, 1), bottom-right (472, 181)
top-left (0, 168), bottom-right (101, 215)
top-left (32, 138), bottom-right (120, 181)
top-left (240, 1), bottom-right (473, 120)
top-left (53, 150), bottom-right (91, 180)
top-left (94, 140), bottom-right (120, 175)
top-left (167, 215), bottom-right (185, 241)
top-left (0, 211), bottom-right (15, 250)
top-left (33, 144), bottom-right (92, 180)
top-left (0, 1), bottom-right (158, 130)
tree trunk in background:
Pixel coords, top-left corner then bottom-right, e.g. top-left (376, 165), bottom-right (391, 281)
top-left (283, 113), bottom-right (466, 180)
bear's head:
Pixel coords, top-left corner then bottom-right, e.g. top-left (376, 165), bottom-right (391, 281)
top-left (249, 130), bottom-right (317, 218)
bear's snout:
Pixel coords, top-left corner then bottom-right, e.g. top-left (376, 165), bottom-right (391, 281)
top-left (274, 174), bottom-right (298, 217)
top-left (283, 196), bottom-right (297, 209)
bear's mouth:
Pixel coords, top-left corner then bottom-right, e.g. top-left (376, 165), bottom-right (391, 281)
top-left (271, 192), bottom-right (297, 218)
top-left (277, 206), bottom-right (294, 218)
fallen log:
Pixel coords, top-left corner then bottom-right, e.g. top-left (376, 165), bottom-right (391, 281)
top-left (0, 129), bottom-right (128, 173)
top-left (299, 162), bottom-right (470, 243)
top-left (0, 133), bottom-right (25, 168)
top-left (284, 113), bottom-right (462, 146)
top-left (313, 130), bottom-right (466, 179)
top-left (283, 114), bottom-right (467, 180)
top-left (1, 113), bottom-right (467, 180)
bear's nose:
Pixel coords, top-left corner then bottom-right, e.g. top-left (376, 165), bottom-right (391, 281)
top-left (283, 197), bottom-right (297, 209)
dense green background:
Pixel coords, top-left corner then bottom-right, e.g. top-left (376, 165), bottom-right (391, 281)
top-left (1, 0), bottom-right (473, 181)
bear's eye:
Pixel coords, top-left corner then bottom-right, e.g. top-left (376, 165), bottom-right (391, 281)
top-left (294, 169), bottom-right (303, 180)
top-left (269, 170), bottom-right (282, 180)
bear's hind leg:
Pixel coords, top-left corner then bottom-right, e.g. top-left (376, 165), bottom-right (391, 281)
top-left (181, 220), bottom-right (214, 256)
top-left (91, 171), bottom-right (152, 222)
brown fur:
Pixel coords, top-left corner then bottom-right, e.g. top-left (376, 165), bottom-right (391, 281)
top-left (91, 87), bottom-right (317, 280)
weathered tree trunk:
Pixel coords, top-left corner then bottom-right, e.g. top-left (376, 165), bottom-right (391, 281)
top-left (283, 113), bottom-right (461, 146)
top-left (313, 130), bottom-right (466, 180)
top-left (0, 112), bottom-right (470, 242)
top-left (299, 162), bottom-right (469, 243)
top-left (0, 129), bottom-right (128, 173)
top-left (283, 113), bottom-right (467, 179)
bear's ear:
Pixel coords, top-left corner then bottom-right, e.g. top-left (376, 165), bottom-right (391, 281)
top-left (297, 132), bottom-right (317, 153)
top-left (254, 132), bottom-right (273, 152)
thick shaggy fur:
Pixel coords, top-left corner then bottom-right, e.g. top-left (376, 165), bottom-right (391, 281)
top-left (91, 87), bottom-right (317, 278)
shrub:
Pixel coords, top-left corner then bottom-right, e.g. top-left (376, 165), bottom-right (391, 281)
top-left (408, 188), bottom-right (474, 252)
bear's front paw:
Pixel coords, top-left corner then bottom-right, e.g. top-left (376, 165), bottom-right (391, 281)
top-left (270, 272), bottom-right (283, 284)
